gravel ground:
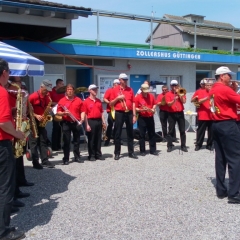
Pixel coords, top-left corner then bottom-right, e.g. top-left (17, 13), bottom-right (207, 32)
top-left (11, 132), bottom-right (240, 240)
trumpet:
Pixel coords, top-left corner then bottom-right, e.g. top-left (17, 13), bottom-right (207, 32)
top-left (177, 87), bottom-right (187, 97)
top-left (138, 105), bottom-right (156, 114)
top-left (119, 89), bottom-right (129, 112)
top-left (102, 124), bottom-right (108, 141)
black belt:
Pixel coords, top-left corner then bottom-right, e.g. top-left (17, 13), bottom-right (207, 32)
top-left (115, 110), bottom-right (133, 113)
top-left (88, 118), bottom-right (101, 121)
top-left (138, 115), bottom-right (154, 118)
top-left (213, 119), bottom-right (236, 123)
top-left (63, 120), bottom-right (77, 124)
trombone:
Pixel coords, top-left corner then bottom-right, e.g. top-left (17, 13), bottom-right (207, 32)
top-left (60, 105), bottom-right (88, 144)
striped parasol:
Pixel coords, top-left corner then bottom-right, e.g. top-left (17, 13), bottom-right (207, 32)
top-left (0, 41), bottom-right (44, 76)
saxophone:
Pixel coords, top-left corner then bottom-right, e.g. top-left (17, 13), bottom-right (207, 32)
top-left (39, 95), bottom-right (53, 127)
top-left (11, 83), bottom-right (30, 158)
top-left (28, 99), bottom-right (38, 138)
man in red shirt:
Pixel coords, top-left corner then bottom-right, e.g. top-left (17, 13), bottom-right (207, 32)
top-left (191, 79), bottom-right (206, 105)
top-left (135, 84), bottom-right (157, 156)
top-left (210, 66), bottom-right (240, 203)
top-left (82, 84), bottom-right (106, 161)
top-left (156, 85), bottom-right (169, 141)
top-left (50, 79), bottom-right (65, 151)
top-left (194, 79), bottom-right (213, 151)
top-left (57, 84), bottom-right (84, 165)
top-left (165, 80), bottom-right (187, 152)
top-left (28, 79), bottom-right (55, 169)
top-left (103, 78), bottom-right (120, 146)
top-left (0, 59), bottom-right (26, 240)
top-left (110, 73), bottom-right (137, 160)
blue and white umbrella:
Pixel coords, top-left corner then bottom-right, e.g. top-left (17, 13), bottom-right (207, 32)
top-left (0, 41), bottom-right (44, 76)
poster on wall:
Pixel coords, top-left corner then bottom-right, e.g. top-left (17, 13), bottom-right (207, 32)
top-left (98, 75), bottom-right (118, 101)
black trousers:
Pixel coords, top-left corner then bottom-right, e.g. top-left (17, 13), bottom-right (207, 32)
top-left (138, 116), bottom-right (156, 153)
top-left (196, 120), bottom-right (213, 147)
top-left (51, 120), bottom-right (62, 150)
top-left (28, 125), bottom-right (48, 164)
top-left (159, 110), bottom-right (176, 139)
top-left (87, 119), bottom-right (102, 158)
top-left (0, 140), bottom-right (15, 236)
top-left (62, 121), bottom-right (81, 161)
top-left (213, 120), bottom-right (240, 198)
top-left (106, 112), bottom-right (115, 142)
top-left (167, 111), bottom-right (186, 147)
top-left (114, 111), bottom-right (134, 155)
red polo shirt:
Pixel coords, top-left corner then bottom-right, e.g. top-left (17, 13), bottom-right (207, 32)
top-left (57, 96), bottom-right (83, 121)
top-left (29, 91), bottom-right (51, 115)
top-left (135, 93), bottom-right (155, 117)
top-left (156, 93), bottom-right (169, 111)
top-left (191, 88), bottom-right (205, 101)
top-left (209, 82), bottom-right (240, 120)
top-left (111, 85), bottom-right (134, 111)
top-left (197, 89), bottom-right (211, 120)
top-left (0, 86), bottom-right (14, 140)
top-left (50, 87), bottom-right (65, 103)
top-left (103, 88), bottom-right (113, 113)
top-left (165, 91), bottom-right (185, 112)
top-left (82, 97), bottom-right (103, 119)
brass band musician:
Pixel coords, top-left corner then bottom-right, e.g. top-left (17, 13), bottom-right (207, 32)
top-left (82, 84), bottom-right (106, 161)
top-left (165, 80), bottom-right (187, 152)
top-left (57, 84), bottom-right (84, 165)
top-left (110, 73), bottom-right (137, 160)
top-left (192, 79), bottom-right (214, 151)
top-left (135, 84), bottom-right (158, 156)
top-left (28, 79), bottom-right (55, 169)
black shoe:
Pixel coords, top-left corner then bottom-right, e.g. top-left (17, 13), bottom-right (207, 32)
top-left (33, 161), bottom-right (43, 170)
top-left (114, 154), bottom-right (120, 160)
top-left (167, 146), bottom-right (172, 152)
top-left (63, 161), bottom-right (69, 165)
top-left (16, 192), bottom-right (30, 199)
top-left (129, 153), bottom-right (138, 159)
top-left (0, 229), bottom-right (25, 240)
top-left (104, 141), bottom-right (110, 146)
top-left (19, 181), bottom-right (34, 187)
top-left (217, 192), bottom-right (228, 199)
top-left (74, 157), bottom-right (81, 163)
top-left (195, 146), bottom-right (201, 151)
top-left (181, 146), bottom-right (188, 152)
top-left (42, 160), bottom-right (55, 168)
top-left (150, 151), bottom-right (158, 156)
top-left (96, 156), bottom-right (105, 160)
top-left (11, 207), bottom-right (19, 215)
top-left (206, 145), bottom-right (214, 151)
top-left (140, 152), bottom-right (146, 156)
top-left (13, 199), bottom-right (25, 208)
top-left (89, 157), bottom-right (96, 161)
top-left (228, 194), bottom-right (240, 203)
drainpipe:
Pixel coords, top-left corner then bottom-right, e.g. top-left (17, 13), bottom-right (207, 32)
top-left (96, 11), bottom-right (100, 46)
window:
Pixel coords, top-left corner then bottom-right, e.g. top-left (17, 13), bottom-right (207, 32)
top-left (159, 75), bottom-right (182, 87)
top-left (93, 59), bottom-right (115, 66)
top-left (234, 48), bottom-right (239, 52)
top-left (190, 45), bottom-right (194, 48)
top-left (212, 47), bottom-right (218, 50)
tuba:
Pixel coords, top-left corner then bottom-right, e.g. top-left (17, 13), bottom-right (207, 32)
top-left (39, 95), bottom-right (53, 127)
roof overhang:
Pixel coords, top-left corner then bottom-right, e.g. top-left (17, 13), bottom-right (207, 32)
top-left (0, 0), bottom-right (92, 42)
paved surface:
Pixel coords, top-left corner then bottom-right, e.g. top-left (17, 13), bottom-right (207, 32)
top-left (11, 132), bottom-right (240, 240)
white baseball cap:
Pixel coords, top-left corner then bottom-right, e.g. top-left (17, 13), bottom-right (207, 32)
top-left (41, 79), bottom-right (52, 91)
top-left (119, 73), bottom-right (128, 80)
top-left (170, 80), bottom-right (178, 85)
top-left (88, 84), bottom-right (98, 90)
top-left (215, 66), bottom-right (235, 75)
top-left (113, 79), bottom-right (120, 84)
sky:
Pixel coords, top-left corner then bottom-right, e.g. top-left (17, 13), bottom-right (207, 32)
top-left (49, 0), bottom-right (240, 44)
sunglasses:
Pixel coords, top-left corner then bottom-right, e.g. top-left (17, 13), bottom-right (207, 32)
top-left (171, 84), bottom-right (178, 86)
